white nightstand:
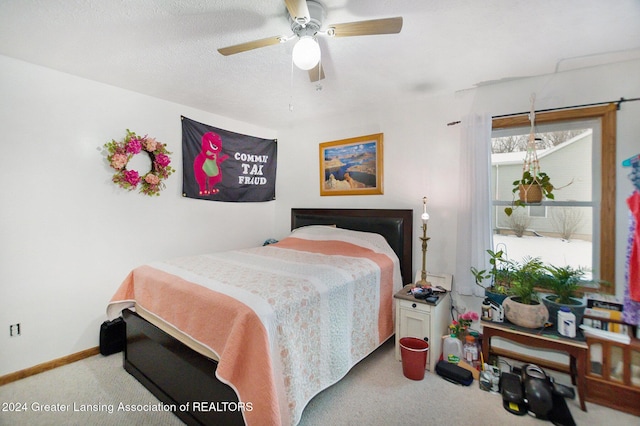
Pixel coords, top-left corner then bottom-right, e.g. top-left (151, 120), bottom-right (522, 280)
top-left (394, 284), bottom-right (451, 372)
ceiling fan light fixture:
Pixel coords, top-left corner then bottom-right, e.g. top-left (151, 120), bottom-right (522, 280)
top-left (292, 36), bottom-right (320, 70)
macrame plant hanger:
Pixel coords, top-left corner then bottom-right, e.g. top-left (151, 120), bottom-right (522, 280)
top-left (521, 94), bottom-right (541, 200)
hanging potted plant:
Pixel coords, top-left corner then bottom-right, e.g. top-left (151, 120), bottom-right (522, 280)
top-left (503, 133), bottom-right (556, 217)
top-left (505, 169), bottom-right (555, 216)
top-left (502, 257), bottom-right (549, 328)
top-left (503, 96), bottom-right (566, 217)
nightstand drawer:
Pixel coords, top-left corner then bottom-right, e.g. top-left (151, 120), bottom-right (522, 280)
top-left (397, 298), bottom-right (433, 314)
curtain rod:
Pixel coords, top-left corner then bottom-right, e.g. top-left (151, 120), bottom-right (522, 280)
top-left (447, 96), bottom-right (640, 126)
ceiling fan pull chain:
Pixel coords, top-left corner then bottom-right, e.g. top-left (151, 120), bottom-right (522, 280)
top-left (315, 57), bottom-right (323, 91)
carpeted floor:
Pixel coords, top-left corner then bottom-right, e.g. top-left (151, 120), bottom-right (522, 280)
top-left (1, 338), bottom-right (638, 425)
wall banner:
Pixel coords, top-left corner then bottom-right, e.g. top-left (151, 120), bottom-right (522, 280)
top-left (181, 116), bottom-right (277, 202)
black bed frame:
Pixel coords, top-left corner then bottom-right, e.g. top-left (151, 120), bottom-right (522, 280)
top-left (122, 208), bottom-right (413, 425)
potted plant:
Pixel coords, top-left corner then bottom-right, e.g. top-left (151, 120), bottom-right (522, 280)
top-left (538, 264), bottom-right (604, 328)
top-left (502, 257), bottom-right (550, 328)
top-left (471, 249), bottom-right (514, 305)
top-left (505, 170), bottom-right (555, 216)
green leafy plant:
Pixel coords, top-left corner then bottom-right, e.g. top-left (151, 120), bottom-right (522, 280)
top-left (471, 249), bottom-right (514, 295)
top-left (471, 266), bottom-right (491, 286)
top-left (505, 170), bottom-right (555, 216)
top-left (538, 265), bottom-right (585, 304)
top-left (539, 264), bottom-right (608, 304)
top-left (509, 256), bottom-right (545, 305)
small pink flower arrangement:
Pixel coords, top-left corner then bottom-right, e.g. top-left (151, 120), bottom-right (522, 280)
top-left (103, 129), bottom-right (174, 196)
top-left (449, 310), bottom-right (479, 338)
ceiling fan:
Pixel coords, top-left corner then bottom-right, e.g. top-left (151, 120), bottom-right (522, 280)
top-left (217, 0), bottom-right (403, 82)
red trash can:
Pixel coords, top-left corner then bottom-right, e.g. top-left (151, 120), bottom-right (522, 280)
top-left (399, 337), bottom-right (429, 380)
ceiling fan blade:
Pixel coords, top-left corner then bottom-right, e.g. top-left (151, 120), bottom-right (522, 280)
top-left (308, 62), bottom-right (325, 82)
top-left (284, 0), bottom-right (310, 24)
top-left (329, 17), bottom-right (403, 37)
top-left (217, 36), bottom-right (282, 56)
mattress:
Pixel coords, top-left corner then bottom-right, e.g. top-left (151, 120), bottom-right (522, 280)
top-left (107, 225), bottom-right (402, 426)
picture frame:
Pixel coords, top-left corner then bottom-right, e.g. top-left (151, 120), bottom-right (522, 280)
top-left (319, 133), bottom-right (384, 196)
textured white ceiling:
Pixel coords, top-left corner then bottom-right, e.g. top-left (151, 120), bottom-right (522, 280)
top-left (1, 0), bottom-right (639, 128)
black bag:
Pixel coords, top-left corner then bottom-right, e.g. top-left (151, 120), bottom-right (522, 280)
top-left (99, 317), bottom-right (125, 356)
top-left (435, 360), bottom-right (473, 386)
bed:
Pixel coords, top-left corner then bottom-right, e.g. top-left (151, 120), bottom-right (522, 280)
top-left (107, 208), bottom-right (413, 426)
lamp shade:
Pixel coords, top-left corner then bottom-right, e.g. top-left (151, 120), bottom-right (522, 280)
top-left (292, 36), bottom-right (320, 70)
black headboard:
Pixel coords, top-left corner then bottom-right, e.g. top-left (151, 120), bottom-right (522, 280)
top-left (291, 208), bottom-right (413, 284)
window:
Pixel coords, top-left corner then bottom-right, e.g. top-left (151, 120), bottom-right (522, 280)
top-left (491, 104), bottom-right (616, 293)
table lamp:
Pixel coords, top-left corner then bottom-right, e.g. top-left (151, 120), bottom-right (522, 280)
top-left (416, 196), bottom-right (431, 287)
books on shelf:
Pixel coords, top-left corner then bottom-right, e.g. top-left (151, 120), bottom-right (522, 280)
top-left (583, 293), bottom-right (628, 335)
top-left (586, 295), bottom-right (623, 312)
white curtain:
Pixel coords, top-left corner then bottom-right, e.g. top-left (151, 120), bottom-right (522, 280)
top-left (454, 113), bottom-right (493, 296)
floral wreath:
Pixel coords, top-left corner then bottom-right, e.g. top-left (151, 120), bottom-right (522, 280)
top-left (104, 129), bottom-right (174, 196)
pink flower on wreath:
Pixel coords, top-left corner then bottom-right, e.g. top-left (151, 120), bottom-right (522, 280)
top-left (110, 153), bottom-right (128, 170)
top-left (144, 137), bottom-right (158, 152)
top-left (155, 153), bottom-right (171, 167)
top-left (124, 170), bottom-right (140, 186)
top-left (145, 173), bottom-right (160, 185)
top-left (126, 138), bottom-right (142, 154)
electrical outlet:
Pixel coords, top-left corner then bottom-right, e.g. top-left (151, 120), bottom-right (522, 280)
top-left (9, 323), bottom-right (21, 337)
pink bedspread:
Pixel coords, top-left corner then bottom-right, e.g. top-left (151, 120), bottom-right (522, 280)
top-left (107, 225), bottom-right (402, 425)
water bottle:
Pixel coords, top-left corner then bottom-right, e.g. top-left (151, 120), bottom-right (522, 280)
top-left (557, 306), bottom-right (576, 337)
top-left (443, 334), bottom-right (463, 363)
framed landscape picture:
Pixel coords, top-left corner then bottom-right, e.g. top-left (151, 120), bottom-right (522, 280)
top-left (319, 133), bottom-right (383, 196)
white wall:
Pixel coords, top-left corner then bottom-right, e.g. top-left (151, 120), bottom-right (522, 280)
top-left (274, 59), bottom-right (640, 317)
top-left (0, 55), bottom-right (278, 375)
top-left (273, 93), bottom-right (470, 279)
top-left (2, 53), bottom-right (638, 377)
